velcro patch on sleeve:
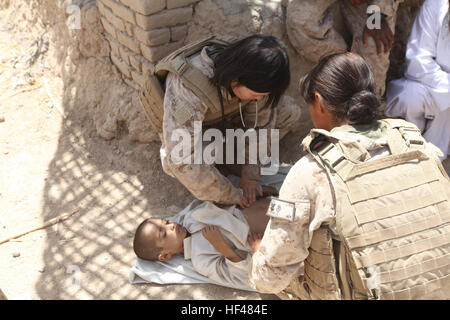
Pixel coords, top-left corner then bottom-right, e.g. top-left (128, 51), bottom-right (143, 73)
top-left (266, 198), bottom-right (296, 222)
top-left (174, 106), bottom-right (193, 125)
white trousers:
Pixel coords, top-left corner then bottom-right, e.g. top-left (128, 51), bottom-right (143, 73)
top-left (386, 79), bottom-right (450, 161)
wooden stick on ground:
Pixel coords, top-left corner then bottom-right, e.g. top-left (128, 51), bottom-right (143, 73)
top-left (0, 208), bottom-right (80, 246)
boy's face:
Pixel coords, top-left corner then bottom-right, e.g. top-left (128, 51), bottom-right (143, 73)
top-left (148, 218), bottom-right (188, 259)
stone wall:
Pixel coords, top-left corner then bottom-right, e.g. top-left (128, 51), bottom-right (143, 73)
top-left (97, 0), bottom-right (199, 90)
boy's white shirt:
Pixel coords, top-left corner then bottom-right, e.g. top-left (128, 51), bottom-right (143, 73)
top-left (168, 200), bottom-right (254, 291)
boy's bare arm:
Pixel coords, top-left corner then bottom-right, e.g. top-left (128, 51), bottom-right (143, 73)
top-left (201, 225), bottom-right (243, 263)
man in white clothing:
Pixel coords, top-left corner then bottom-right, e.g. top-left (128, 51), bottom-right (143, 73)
top-left (385, 0), bottom-right (450, 161)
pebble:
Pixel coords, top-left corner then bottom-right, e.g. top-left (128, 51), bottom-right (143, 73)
top-left (3, 149), bottom-right (8, 155)
top-left (12, 252), bottom-right (20, 258)
top-left (0, 115), bottom-right (5, 122)
top-left (38, 267), bottom-right (45, 273)
top-left (138, 185), bottom-right (144, 191)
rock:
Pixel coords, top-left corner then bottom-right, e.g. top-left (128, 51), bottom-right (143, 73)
top-left (0, 115), bottom-right (5, 122)
top-left (38, 267), bottom-right (45, 273)
top-left (12, 252), bottom-right (20, 258)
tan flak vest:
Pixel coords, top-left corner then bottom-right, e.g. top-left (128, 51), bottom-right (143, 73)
top-left (301, 119), bottom-right (450, 300)
top-left (139, 36), bottom-right (247, 133)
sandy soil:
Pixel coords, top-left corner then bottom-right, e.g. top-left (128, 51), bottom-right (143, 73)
top-left (0, 4), bottom-right (448, 301)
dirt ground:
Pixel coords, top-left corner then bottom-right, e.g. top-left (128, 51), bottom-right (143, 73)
top-left (0, 5), bottom-right (449, 301)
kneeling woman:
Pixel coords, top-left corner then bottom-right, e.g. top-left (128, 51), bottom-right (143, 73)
top-left (249, 52), bottom-right (450, 300)
top-left (146, 35), bottom-right (301, 208)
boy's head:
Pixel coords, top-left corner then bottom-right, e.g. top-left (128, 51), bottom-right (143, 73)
top-left (133, 218), bottom-right (188, 262)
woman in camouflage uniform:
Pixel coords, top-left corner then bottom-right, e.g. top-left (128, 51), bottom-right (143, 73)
top-left (159, 35), bottom-right (301, 208)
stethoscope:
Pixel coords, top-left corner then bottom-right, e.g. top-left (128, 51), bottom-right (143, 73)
top-left (217, 86), bottom-right (259, 134)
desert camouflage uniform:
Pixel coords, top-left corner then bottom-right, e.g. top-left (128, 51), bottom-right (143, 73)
top-left (160, 47), bottom-right (301, 205)
top-left (287, 0), bottom-right (404, 97)
top-left (249, 121), bottom-right (447, 299)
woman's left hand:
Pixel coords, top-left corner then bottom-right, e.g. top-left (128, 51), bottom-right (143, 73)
top-left (238, 178), bottom-right (263, 206)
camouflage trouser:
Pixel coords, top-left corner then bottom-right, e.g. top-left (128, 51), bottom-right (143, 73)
top-left (287, 0), bottom-right (404, 98)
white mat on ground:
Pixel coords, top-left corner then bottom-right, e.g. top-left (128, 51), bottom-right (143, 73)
top-left (129, 165), bottom-right (292, 290)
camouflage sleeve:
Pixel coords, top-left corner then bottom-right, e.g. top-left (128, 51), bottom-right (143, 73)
top-left (248, 155), bottom-right (336, 293)
top-left (161, 73), bottom-right (242, 205)
top-left (286, 0), bottom-right (347, 63)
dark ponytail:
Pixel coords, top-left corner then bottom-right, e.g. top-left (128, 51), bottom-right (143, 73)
top-left (299, 52), bottom-right (380, 125)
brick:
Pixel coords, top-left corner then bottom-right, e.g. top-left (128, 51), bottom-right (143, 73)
top-left (167, 0), bottom-right (198, 10)
top-left (103, 5), bottom-right (125, 32)
top-left (140, 40), bottom-right (183, 63)
top-left (100, 17), bottom-right (117, 38)
top-left (117, 30), bottom-right (141, 54)
top-left (134, 26), bottom-right (170, 47)
top-left (170, 24), bottom-right (188, 41)
top-left (111, 52), bottom-right (131, 78)
top-left (106, 35), bottom-right (121, 56)
top-left (102, 0), bottom-right (136, 24)
top-left (135, 7), bottom-right (193, 31)
top-left (131, 70), bottom-right (146, 87)
top-left (120, 0), bottom-right (166, 16)
top-left (119, 44), bottom-right (134, 65)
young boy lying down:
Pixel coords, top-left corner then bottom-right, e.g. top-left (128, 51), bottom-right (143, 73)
top-left (133, 197), bottom-right (272, 290)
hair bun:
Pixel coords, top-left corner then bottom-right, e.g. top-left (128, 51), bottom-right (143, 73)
top-left (346, 90), bottom-right (380, 125)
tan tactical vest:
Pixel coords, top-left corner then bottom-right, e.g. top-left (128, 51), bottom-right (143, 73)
top-left (139, 36), bottom-right (248, 133)
top-left (301, 119), bottom-right (450, 300)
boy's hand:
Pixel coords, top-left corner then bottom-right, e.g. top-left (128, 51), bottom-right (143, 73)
top-left (202, 225), bottom-right (226, 247)
top-left (248, 232), bottom-right (263, 253)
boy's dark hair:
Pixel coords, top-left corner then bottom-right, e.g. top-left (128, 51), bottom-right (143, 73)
top-left (133, 219), bottom-right (162, 261)
top-left (299, 52), bottom-right (380, 125)
top-left (210, 34), bottom-right (290, 111)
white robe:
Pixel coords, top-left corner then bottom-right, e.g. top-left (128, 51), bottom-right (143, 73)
top-left (386, 0), bottom-right (450, 160)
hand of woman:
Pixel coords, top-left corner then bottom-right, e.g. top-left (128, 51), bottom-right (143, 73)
top-left (238, 178), bottom-right (263, 206)
top-left (247, 232), bottom-right (263, 253)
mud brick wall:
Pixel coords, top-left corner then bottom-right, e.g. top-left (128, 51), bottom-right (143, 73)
top-left (97, 0), bottom-right (199, 89)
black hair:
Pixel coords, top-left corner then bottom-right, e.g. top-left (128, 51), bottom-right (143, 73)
top-left (299, 52), bottom-right (380, 125)
top-left (133, 218), bottom-right (162, 261)
top-left (210, 34), bottom-right (290, 110)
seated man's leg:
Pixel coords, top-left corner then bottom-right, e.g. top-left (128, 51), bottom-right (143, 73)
top-left (386, 79), bottom-right (449, 160)
top-left (385, 79), bottom-right (430, 131)
top-left (423, 107), bottom-right (450, 161)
